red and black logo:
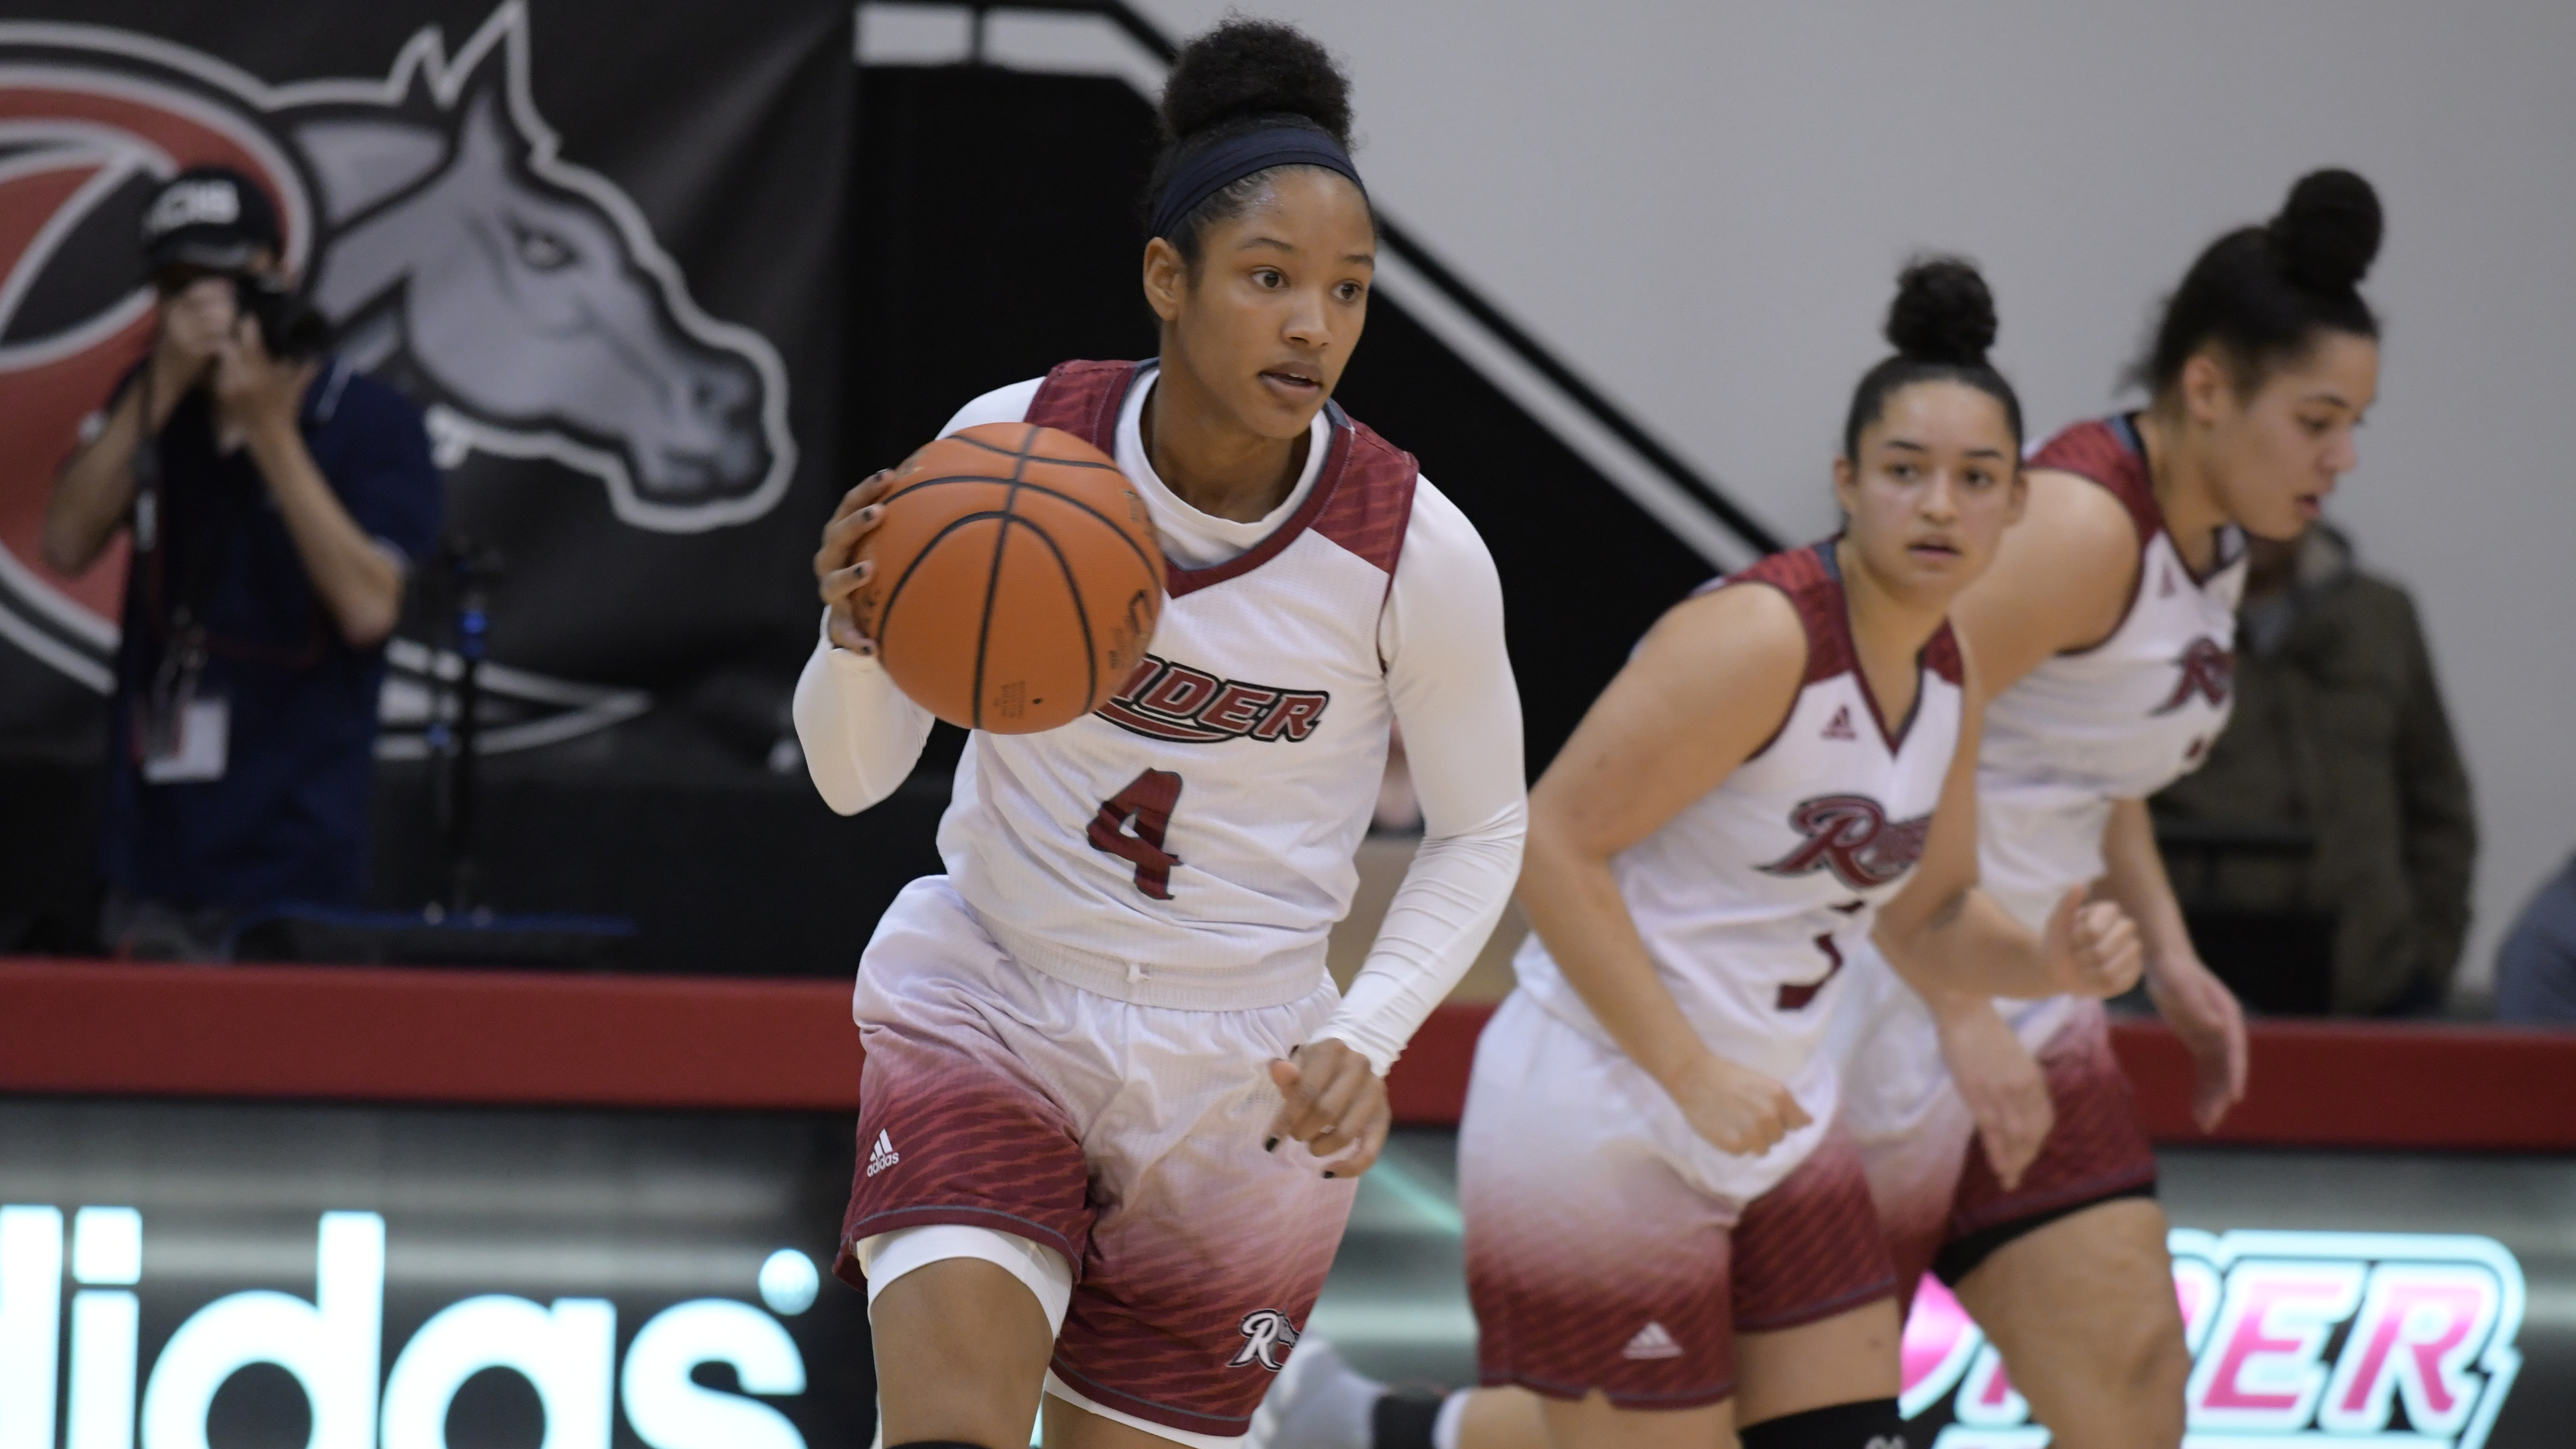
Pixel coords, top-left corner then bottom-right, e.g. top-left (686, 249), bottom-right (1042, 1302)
top-left (2153, 636), bottom-right (2235, 716)
top-left (0, 7), bottom-right (791, 749)
top-left (1756, 793), bottom-right (1931, 892)
top-left (1094, 654), bottom-right (1330, 745)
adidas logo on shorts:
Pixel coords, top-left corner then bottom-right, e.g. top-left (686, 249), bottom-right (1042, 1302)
top-left (865, 1129), bottom-right (901, 1178)
top-left (1621, 1321), bottom-right (1683, 1360)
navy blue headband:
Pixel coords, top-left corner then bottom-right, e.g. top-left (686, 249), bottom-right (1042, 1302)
top-left (1150, 124), bottom-right (1365, 242)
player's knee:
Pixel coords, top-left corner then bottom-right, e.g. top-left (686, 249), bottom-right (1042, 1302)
top-left (890, 1442), bottom-right (1004, 1449)
top-left (2116, 1314), bottom-right (2192, 1402)
top-left (1738, 1397), bottom-right (1910, 1449)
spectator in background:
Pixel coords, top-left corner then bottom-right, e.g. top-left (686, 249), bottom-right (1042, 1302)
top-left (40, 167), bottom-right (442, 959)
top-left (2153, 521), bottom-right (2474, 1015)
top-left (2496, 855), bottom-right (2576, 1024)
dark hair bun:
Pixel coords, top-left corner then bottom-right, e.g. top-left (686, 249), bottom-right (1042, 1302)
top-left (2269, 168), bottom-right (2382, 292)
top-left (1161, 19), bottom-right (1354, 147)
top-left (1884, 255), bottom-right (1997, 367)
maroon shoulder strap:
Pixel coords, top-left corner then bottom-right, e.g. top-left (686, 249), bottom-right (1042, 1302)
top-left (1024, 359), bottom-right (1142, 454)
top-left (1725, 543), bottom-right (1848, 684)
top-left (1923, 621), bottom-right (1964, 686)
top-left (1024, 363), bottom-right (1421, 597)
top-left (2030, 416), bottom-right (2161, 553)
top-left (1308, 413), bottom-right (1417, 579)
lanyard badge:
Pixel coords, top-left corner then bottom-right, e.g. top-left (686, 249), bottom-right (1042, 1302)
top-left (138, 613), bottom-right (228, 783)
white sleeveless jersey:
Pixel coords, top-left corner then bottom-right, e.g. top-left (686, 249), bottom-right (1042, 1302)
top-left (1979, 415), bottom-right (2247, 933)
top-left (1515, 542), bottom-right (1967, 1120)
top-left (935, 360), bottom-right (1424, 1010)
top-left (1960, 414), bottom-right (2246, 1051)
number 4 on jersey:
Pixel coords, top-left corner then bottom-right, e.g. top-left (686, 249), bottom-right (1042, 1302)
top-left (1089, 769), bottom-right (1183, 899)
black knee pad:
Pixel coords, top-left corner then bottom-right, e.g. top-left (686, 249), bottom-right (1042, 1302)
top-left (1737, 1398), bottom-right (1909, 1449)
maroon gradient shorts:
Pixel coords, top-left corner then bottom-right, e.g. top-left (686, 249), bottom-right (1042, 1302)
top-left (836, 879), bottom-right (1356, 1442)
top-left (1865, 1002), bottom-right (2161, 1296)
top-left (1460, 993), bottom-right (1898, 1409)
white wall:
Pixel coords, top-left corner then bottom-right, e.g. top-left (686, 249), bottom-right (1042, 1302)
top-left (1135, 0), bottom-right (2576, 993)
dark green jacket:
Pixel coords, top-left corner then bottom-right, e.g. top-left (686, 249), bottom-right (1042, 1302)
top-left (2154, 526), bottom-right (2477, 1013)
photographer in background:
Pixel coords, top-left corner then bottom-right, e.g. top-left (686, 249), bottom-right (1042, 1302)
top-left (41, 167), bottom-right (441, 960)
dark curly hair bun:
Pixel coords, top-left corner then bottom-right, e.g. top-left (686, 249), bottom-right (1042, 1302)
top-left (1884, 255), bottom-right (1998, 367)
top-left (1160, 19), bottom-right (1354, 147)
top-left (2268, 168), bottom-right (2382, 293)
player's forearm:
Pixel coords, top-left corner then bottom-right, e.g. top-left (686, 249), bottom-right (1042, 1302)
top-left (1517, 830), bottom-right (1708, 1088)
top-left (44, 390), bottom-right (146, 576)
top-left (247, 420), bottom-right (403, 647)
top-left (1323, 796), bottom-right (1524, 1074)
top-left (792, 627), bottom-right (935, 815)
top-left (2102, 797), bottom-right (2195, 978)
top-left (1877, 888), bottom-right (2056, 999)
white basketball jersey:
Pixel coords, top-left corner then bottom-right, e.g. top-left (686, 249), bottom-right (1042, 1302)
top-left (1978, 415), bottom-right (2248, 934)
top-left (1515, 542), bottom-right (1966, 1115)
top-left (935, 360), bottom-right (1420, 1010)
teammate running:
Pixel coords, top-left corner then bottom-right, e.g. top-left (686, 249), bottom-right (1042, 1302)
top-left (1257, 260), bottom-right (2141, 1449)
top-left (795, 21), bottom-right (1525, 1449)
top-left (1824, 169), bottom-right (2387, 1449)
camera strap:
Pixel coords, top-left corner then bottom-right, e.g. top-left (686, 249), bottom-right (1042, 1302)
top-left (126, 353), bottom-right (328, 715)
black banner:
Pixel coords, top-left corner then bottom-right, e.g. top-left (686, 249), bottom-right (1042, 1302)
top-left (0, 0), bottom-right (855, 752)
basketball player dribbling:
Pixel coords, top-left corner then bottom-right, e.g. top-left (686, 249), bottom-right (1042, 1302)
top-left (1820, 170), bottom-right (2389, 1449)
top-left (793, 19), bottom-right (1526, 1449)
top-left (1258, 261), bottom-right (2141, 1449)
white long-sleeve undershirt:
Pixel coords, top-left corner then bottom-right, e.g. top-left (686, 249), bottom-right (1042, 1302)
top-left (793, 376), bottom-right (1526, 1072)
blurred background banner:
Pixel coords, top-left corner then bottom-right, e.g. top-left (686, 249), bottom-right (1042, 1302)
top-left (0, 0), bottom-right (855, 755)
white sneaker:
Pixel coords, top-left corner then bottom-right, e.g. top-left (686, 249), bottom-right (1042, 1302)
top-left (1246, 1333), bottom-right (1380, 1449)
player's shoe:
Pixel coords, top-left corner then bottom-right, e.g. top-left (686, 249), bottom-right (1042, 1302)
top-left (1245, 1333), bottom-right (1381, 1449)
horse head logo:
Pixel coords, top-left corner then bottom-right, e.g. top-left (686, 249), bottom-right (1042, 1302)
top-left (289, 4), bottom-right (793, 531)
top-left (0, 3), bottom-right (785, 740)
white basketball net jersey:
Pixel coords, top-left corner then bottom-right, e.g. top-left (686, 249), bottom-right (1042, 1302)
top-left (1517, 542), bottom-right (1966, 1100)
top-left (1978, 414), bottom-right (2248, 932)
top-left (937, 363), bottom-right (1420, 1009)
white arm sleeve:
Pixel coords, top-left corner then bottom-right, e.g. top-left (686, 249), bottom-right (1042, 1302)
top-left (792, 378), bottom-right (1045, 816)
top-left (793, 621), bottom-right (936, 816)
top-left (1319, 478), bottom-right (1528, 1073)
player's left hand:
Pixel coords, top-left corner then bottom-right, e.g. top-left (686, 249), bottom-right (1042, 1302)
top-left (2041, 883), bottom-right (2144, 999)
top-left (1932, 997), bottom-right (2052, 1191)
top-left (1266, 1039), bottom-right (1390, 1178)
top-left (2148, 951), bottom-right (2249, 1132)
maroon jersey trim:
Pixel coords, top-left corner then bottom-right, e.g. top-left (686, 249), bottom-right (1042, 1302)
top-left (2028, 415), bottom-right (2163, 560)
top-left (2026, 413), bottom-right (2198, 656)
top-left (1722, 540), bottom-right (1949, 755)
top-left (1023, 359), bottom-right (1418, 600)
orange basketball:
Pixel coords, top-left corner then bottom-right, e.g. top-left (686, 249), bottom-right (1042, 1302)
top-left (851, 422), bottom-right (1165, 733)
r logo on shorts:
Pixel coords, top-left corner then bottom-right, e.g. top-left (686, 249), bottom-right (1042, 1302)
top-left (1228, 1308), bottom-right (1300, 1370)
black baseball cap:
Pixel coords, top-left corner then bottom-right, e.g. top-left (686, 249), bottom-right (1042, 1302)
top-left (139, 165), bottom-right (282, 273)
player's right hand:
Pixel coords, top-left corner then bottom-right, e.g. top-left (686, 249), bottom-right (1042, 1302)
top-left (1663, 1050), bottom-right (1810, 1157)
top-left (815, 469), bottom-right (894, 655)
top-left (1933, 997), bottom-right (2051, 1190)
top-left (2041, 884), bottom-right (2144, 999)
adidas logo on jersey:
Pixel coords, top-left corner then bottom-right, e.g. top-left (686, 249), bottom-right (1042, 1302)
top-left (2160, 563), bottom-right (2179, 597)
top-left (1821, 704), bottom-right (1857, 741)
top-left (865, 1130), bottom-right (901, 1178)
top-left (1622, 1321), bottom-right (1684, 1360)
